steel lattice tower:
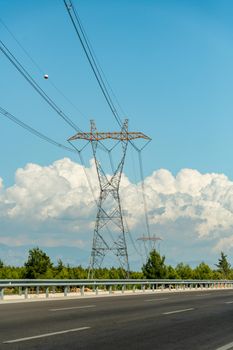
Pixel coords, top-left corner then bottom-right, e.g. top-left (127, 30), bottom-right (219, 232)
top-left (69, 119), bottom-right (150, 277)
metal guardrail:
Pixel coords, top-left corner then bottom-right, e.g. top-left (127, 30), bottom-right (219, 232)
top-left (0, 279), bottom-right (232, 300)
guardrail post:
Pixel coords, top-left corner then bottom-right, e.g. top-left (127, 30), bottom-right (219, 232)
top-left (152, 284), bottom-right (155, 292)
top-left (141, 285), bottom-right (145, 293)
top-left (64, 286), bottom-right (68, 297)
top-left (109, 286), bottom-right (112, 294)
top-left (36, 286), bottom-right (39, 295)
top-left (95, 286), bottom-right (98, 296)
top-left (0, 288), bottom-right (4, 300)
top-left (52, 286), bottom-right (56, 294)
top-left (46, 287), bottom-right (49, 298)
top-left (122, 285), bottom-right (125, 294)
top-left (133, 285), bottom-right (136, 293)
top-left (81, 286), bottom-right (85, 296)
top-left (19, 286), bottom-right (22, 296)
top-left (24, 287), bottom-right (28, 299)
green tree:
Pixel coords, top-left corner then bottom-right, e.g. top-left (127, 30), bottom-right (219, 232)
top-left (193, 262), bottom-right (213, 280)
top-left (129, 270), bottom-right (143, 279)
top-left (24, 247), bottom-right (53, 279)
top-left (0, 259), bottom-right (4, 269)
top-left (215, 252), bottom-right (231, 279)
top-left (56, 259), bottom-right (65, 273)
top-left (142, 249), bottom-right (167, 279)
top-left (166, 265), bottom-right (179, 279)
top-left (0, 266), bottom-right (23, 279)
top-left (175, 263), bottom-right (193, 279)
top-left (72, 265), bottom-right (88, 279)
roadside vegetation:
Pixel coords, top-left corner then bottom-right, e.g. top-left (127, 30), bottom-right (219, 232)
top-left (0, 247), bottom-right (232, 280)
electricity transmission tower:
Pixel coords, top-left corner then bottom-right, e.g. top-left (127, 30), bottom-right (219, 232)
top-left (137, 236), bottom-right (162, 254)
top-left (69, 119), bottom-right (150, 278)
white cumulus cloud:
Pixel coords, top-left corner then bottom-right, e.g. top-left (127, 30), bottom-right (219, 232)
top-left (1, 158), bottom-right (233, 267)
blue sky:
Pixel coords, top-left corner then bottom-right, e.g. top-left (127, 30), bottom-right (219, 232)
top-left (1, 0), bottom-right (233, 268)
top-left (1, 0), bottom-right (233, 184)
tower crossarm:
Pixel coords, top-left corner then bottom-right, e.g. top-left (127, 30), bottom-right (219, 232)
top-left (68, 131), bottom-right (150, 141)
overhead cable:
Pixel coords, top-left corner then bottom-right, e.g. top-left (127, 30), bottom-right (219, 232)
top-left (0, 106), bottom-right (76, 153)
top-left (65, 6), bottom-right (127, 118)
top-left (0, 40), bottom-right (80, 132)
top-left (64, 1), bottom-right (153, 256)
top-left (64, 0), bottom-right (123, 128)
top-left (0, 17), bottom-right (87, 121)
top-left (0, 39), bottom-right (109, 152)
top-left (138, 150), bottom-right (152, 249)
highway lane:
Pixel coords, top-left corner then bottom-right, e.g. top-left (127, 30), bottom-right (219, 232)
top-left (1, 290), bottom-right (233, 349)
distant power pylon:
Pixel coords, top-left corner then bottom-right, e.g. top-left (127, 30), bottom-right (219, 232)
top-left (137, 235), bottom-right (162, 252)
top-left (69, 119), bottom-right (150, 278)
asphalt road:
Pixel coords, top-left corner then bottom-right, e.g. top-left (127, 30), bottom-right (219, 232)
top-left (1, 290), bottom-right (233, 350)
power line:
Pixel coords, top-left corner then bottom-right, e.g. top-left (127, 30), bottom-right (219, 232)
top-left (128, 146), bottom-right (148, 257)
top-left (64, 1), bottom-right (153, 260)
top-left (0, 39), bottom-right (109, 153)
top-left (0, 39), bottom-right (80, 132)
top-left (1, 13), bottom-right (139, 266)
top-left (1, 6), bottom-right (152, 266)
top-left (0, 17), bottom-right (88, 121)
top-left (1, 106), bottom-right (138, 267)
top-left (138, 149), bottom-right (152, 249)
top-left (64, 0), bottom-right (123, 128)
top-left (0, 106), bottom-right (76, 153)
top-left (0, 106), bottom-right (120, 256)
top-left (65, 5), bottom-right (128, 118)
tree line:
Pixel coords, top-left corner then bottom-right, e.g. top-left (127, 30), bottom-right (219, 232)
top-left (0, 247), bottom-right (232, 280)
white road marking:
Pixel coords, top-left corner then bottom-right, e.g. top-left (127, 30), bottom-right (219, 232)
top-left (163, 308), bottom-right (194, 315)
top-left (3, 327), bottom-right (90, 344)
top-left (225, 301), bottom-right (233, 304)
top-left (49, 305), bottom-right (95, 311)
top-left (195, 294), bottom-right (210, 297)
top-left (145, 298), bottom-right (169, 302)
top-left (215, 341), bottom-right (233, 350)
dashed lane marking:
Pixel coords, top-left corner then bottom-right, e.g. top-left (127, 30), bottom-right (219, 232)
top-left (145, 298), bottom-right (169, 302)
top-left (3, 327), bottom-right (90, 344)
top-left (49, 305), bottom-right (95, 311)
top-left (163, 308), bottom-right (194, 315)
top-left (215, 341), bottom-right (233, 350)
